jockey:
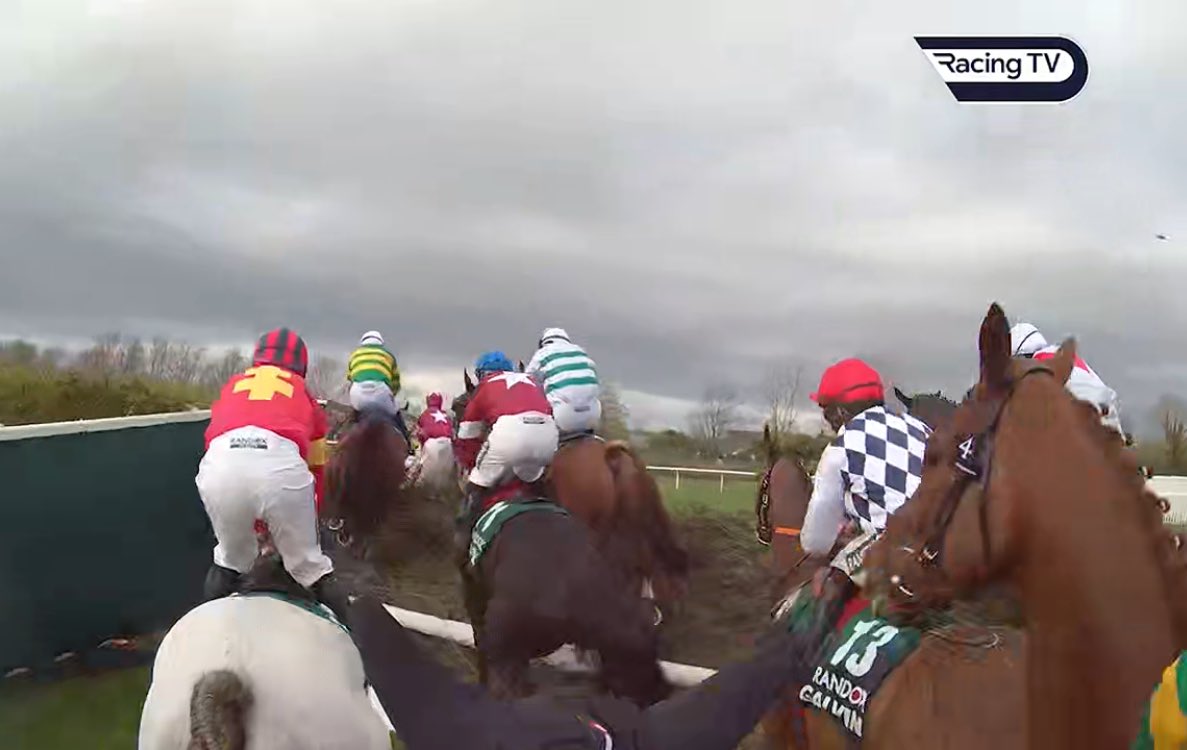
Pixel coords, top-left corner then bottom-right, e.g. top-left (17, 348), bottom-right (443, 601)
top-left (453, 350), bottom-right (559, 543)
top-left (801, 358), bottom-right (932, 637)
top-left (525, 327), bottom-right (602, 440)
top-left (348, 592), bottom-right (815, 750)
top-left (415, 392), bottom-right (454, 445)
top-left (346, 330), bottom-right (411, 443)
top-left (196, 327), bottom-right (350, 622)
top-left (1010, 321), bottom-right (1123, 434)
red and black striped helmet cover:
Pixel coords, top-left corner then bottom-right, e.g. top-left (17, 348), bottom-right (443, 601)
top-left (252, 327), bottom-right (308, 377)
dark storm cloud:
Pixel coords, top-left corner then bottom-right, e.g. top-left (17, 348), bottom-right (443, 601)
top-left (1, 0), bottom-right (1185, 431)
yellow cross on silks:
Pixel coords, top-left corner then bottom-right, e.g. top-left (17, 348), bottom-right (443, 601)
top-left (233, 365), bottom-right (295, 401)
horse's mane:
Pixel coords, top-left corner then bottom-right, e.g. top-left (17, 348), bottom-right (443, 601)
top-left (1063, 395), bottom-right (1187, 643)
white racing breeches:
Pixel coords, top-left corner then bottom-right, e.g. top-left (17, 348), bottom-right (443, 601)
top-left (195, 426), bottom-right (334, 588)
top-left (829, 529), bottom-right (881, 588)
top-left (468, 412), bottom-right (559, 488)
top-left (349, 380), bottom-right (397, 417)
top-left (550, 396), bottom-right (602, 436)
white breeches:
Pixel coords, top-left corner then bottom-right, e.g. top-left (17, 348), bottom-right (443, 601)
top-left (828, 529), bottom-right (881, 588)
top-left (195, 427), bottom-right (333, 588)
top-left (349, 380), bottom-right (397, 416)
top-left (468, 412), bottom-right (559, 488)
top-left (550, 396), bottom-right (602, 436)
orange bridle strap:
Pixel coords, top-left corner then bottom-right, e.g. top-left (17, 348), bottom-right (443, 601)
top-left (773, 526), bottom-right (801, 537)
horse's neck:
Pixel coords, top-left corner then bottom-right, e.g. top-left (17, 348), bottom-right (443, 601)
top-left (769, 459), bottom-right (812, 585)
top-left (1006, 416), bottom-right (1177, 748)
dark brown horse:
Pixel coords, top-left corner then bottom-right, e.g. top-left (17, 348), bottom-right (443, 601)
top-left (461, 501), bottom-right (673, 705)
top-left (865, 302), bottom-right (1187, 749)
top-left (893, 387), bottom-right (960, 433)
top-left (453, 370), bottom-right (690, 622)
top-left (756, 421), bottom-right (1026, 748)
top-left (323, 409), bottom-right (410, 558)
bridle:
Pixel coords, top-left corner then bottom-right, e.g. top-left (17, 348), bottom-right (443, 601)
top-left (754, 459), bottom-right (806, 546)
top-left (892, 363), bottom-right (1055, 599)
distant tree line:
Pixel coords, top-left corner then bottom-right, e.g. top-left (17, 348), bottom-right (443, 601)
top-left (0, 335), bottom-right (348, 400)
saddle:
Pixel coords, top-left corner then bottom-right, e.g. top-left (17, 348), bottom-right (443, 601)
top-left (779, 583), bottom-right (922, 744)
top-left (558, 430), bottom-right (603, 447)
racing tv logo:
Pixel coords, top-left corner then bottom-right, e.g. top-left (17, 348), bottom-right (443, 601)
top-left (915, 36), bottom-right (1088, 103)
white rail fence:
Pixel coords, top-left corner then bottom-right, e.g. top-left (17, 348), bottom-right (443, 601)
top-left (645, 465), bottom-right (757, 492)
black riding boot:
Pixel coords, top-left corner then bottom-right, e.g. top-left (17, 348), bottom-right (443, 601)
top-left (311, 571), bottom-right (352, 624)
top-left (453, 481), bottom-right (489, 553)
top-left (804, 568), bottom-right (857, 655)
top-left (203, 563), bottom-right (241, 601)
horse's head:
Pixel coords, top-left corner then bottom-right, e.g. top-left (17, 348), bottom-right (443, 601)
top-left (451, 369), bottom-right (477, 424)
top-left (867, 302), bottom-right (1083, 617)
top-left (894, 386), bottom-right (960, 432)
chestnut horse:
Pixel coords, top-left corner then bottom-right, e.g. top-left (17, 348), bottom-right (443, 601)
top-left (865, 302), bottom-right (1187, 749)
top-left (453, 369), bottom-right (690, 622)
top-left (753, 424), bottom-right (823, 600)
top-left (757, 419), bottom-right (1025, 749)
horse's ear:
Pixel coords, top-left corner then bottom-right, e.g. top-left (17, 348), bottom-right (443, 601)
top-left (893, 386), bottom-right (912, 409)
top-left (518, 360), bottom-right (525, 372)
top-left (463, 369), bottom-right (474, 392)
top-left (1050, 337), bottom-right (1077, 385)
top-left (979, 302), bottom-right (1011, 394)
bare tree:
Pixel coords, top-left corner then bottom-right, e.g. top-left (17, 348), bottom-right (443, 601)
top-left (77, 332), bottom-right (124, 374)
top-left (306, 355), bottom-right (347, 401)
top-left (121, 337), bottom-right (146, 376)
top-left (760, 360), bottom-right (802, 445)
top-left (145, 337), bottom-right (172, 379)
top-left (161, 343), bottom-right (206, 383)
top-left (599, 382), bottom-right (631, 440)
top-left (688, 383), bottom-right (741, 456)
top-left (1158, 395), bottom-right (1187, 470)
top-left (203, 348), bottom-right (249, 385)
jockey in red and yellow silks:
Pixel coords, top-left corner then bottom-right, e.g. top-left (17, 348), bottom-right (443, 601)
top-left (196, 327), bottom-right (349, 622)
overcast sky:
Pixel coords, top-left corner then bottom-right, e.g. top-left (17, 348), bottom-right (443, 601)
top-left (1, 0), bottom-right (1184, 433)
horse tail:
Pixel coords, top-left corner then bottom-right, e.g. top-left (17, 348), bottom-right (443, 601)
top-left (187, 669), bottom-right (252, 750)
top-left (603, 441), bottom-right (690, 596)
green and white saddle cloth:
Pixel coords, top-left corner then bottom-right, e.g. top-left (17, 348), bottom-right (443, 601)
top-left (468, 498), bottom-right (570, 567)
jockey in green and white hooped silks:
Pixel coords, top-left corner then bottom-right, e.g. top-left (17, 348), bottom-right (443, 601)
top-left (525, 327), bottom-right (601, 439)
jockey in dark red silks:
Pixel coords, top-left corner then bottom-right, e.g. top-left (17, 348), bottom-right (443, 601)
top-left (415, 392), bottom-right (454, 445)
top-left (452, 350), bottom-right (559, 541)
top-left (196, 327), bottom-right (350, 622)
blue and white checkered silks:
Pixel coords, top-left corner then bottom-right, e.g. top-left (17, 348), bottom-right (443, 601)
top-left (834, 405), bottom-right (932, 534)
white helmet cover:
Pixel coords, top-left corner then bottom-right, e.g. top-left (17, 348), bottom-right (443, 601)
top-left (539, 327), bottom-right (569, 346)
top-left (359, 330), bottom-right (385, 347)
top-left (1009, 323), bottom-right (1048, 357)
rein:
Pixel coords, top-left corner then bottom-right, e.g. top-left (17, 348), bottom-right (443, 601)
top-left (895, 365), bottom-right (1055, 597)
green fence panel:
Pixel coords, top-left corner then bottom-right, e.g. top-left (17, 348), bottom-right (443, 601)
top-left (0, 417), bottom-right (214, 674)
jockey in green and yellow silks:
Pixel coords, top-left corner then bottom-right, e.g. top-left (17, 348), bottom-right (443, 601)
top-left (346, 330), bottom-right (410, 443)
top-left (1134, 651), bottom-right (1187, 749)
